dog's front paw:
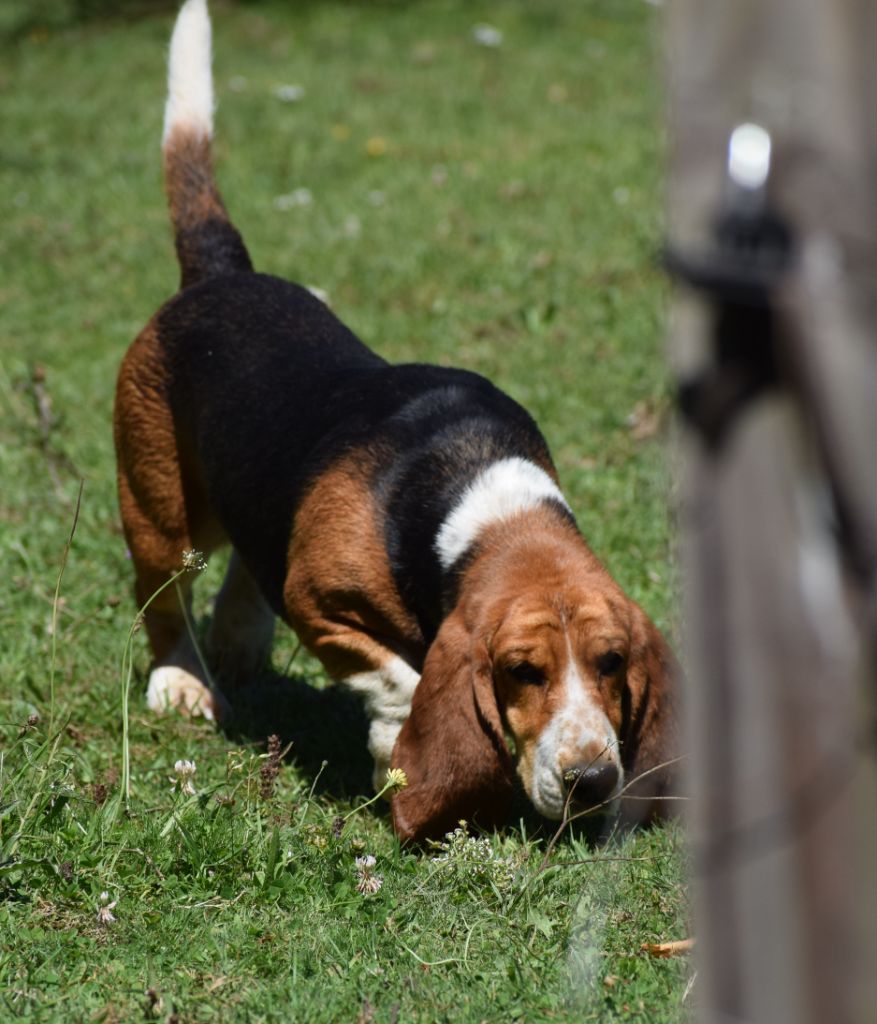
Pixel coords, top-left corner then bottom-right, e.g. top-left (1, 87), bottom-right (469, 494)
top-left (146, 665), bottom-right (226, 722)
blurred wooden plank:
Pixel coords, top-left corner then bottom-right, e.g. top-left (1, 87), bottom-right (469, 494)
top-left (665, 2), bottom-right (877, 1022)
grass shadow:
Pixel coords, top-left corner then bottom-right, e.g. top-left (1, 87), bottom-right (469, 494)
top-left (220, 667), bottom-right (376, 804)
top-left (508, 784), bottom-right (614, 851)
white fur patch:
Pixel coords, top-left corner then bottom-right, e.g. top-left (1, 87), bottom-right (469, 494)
top-left (162, 0), bottom-right (214, 145)
top-left (435, 457), bottom-right (571, 570)
top-left (344, 655), bottom-right (421, 722)
top-left (343, 656), bottom-right (421, 789)
top-left (147, 664), bottom-right (216, 721)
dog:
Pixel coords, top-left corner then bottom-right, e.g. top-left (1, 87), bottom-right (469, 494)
top-left (114, 0), bottom-right (681, 842)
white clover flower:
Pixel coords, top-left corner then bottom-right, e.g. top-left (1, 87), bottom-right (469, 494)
top-left (274, 188), bottom-right (313, 211)
top-left (170, 759), bottom-right (197, 796)
top-left (273, 83), bottom-right (305, 103)
top-left (472, 24), bottom-right (503, 48)
top-left (96, 891), bottom-right (117, 925)
top-left (431, 822), bottom-right (517, 892)
top-left (354, 854), bottom-right (383, 896)
top-left (342, 214), bottom-right (362, 238)
top-left (357, 873), bottom-right (383, 896)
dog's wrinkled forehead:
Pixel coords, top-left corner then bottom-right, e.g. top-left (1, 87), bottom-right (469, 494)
top-left (489, 588), bottom-right (630, 670)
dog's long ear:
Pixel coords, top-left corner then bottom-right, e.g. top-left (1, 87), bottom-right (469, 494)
top-left (390, 610), bottom-right (515, 843)
top-left (619, 606), bottom-right (683, 825)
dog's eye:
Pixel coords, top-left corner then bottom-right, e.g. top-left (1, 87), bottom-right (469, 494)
top-left (597, 651), bottom-right (624, 677)
top-left (506, 661), bottom-right (545, 686)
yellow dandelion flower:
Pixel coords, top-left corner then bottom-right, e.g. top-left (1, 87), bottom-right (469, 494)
top-left (385, 767), bottom-right (408, 792)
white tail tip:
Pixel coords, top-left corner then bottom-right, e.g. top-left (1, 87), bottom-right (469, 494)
top-left (162, 0), bottom-right (213, 146)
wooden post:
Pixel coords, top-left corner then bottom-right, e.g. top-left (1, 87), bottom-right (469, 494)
top-left (665, 2), bottom-right (877, 1021)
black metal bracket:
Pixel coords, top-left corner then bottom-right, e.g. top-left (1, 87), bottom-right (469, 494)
top-left (665, 152), bottom-right (795, 448)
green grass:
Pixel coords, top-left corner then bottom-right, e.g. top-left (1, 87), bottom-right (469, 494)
top-left (0, 1), bottom-right (689, 1020)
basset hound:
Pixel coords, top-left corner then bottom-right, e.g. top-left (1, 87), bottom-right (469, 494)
top-left (114, 0), bottom-right (681, 843)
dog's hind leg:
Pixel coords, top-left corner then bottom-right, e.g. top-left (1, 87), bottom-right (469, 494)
top-left (114, 322), bottom-right (226, 721)
top-left (206, 550), bottom-right (276, 684)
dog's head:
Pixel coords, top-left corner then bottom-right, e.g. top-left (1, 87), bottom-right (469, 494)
top-left (390, 527), bottom-right (680, 842)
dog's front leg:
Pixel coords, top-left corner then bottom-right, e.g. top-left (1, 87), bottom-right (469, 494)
top-left (342, 654), bottom-right (422, 791)
top-left (282, 457), bottom-right (424, 790)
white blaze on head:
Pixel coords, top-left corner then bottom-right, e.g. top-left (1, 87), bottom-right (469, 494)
top-left (163, 0), bottom-right (214, 145)
top-left (529, 644), bottom-right (622, 820)
top-left (435, 457), bottom-right (571, 570)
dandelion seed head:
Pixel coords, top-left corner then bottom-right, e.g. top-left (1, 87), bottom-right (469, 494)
top-left (182, 549), bottom-right (206, 571)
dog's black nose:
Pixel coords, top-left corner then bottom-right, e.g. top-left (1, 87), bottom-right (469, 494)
top-left (563, 761), bottom-right (620, 808)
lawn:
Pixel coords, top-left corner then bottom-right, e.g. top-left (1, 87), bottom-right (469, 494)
top-left (0, 0), bottom-right (690, 1020)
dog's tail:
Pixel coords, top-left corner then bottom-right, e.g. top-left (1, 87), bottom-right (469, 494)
top-left (162, 0), bottom-right (252, 289)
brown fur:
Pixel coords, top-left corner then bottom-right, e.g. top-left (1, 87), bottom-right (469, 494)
top-left (114, 320), bottom-right (224, 664)
top-left (163, 128), bottom-right (251, 288)
top-left (283, 456), bottom-right (424, 678)
top-left (618, 608), bottom-right (681, 821)
top-left (390, 607), bottom-right (516, 841)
